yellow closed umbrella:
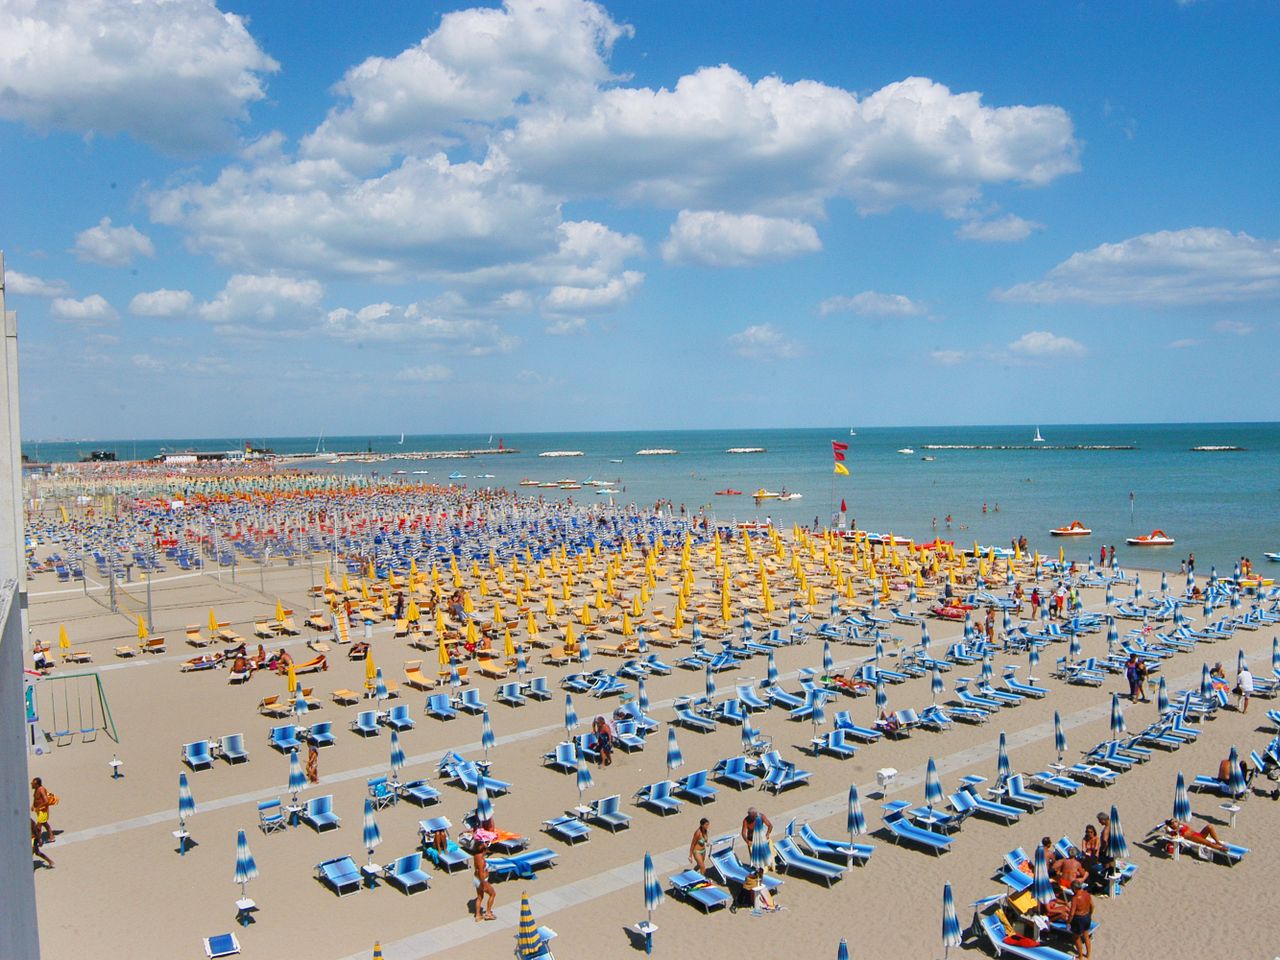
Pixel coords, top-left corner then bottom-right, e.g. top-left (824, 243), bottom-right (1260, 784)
top-left (407, 600), bottom-right (420, 623)
top-left (622, 611), bottom-right (633, 638)
top-left (275, 599), bottom-right (285, 623)
top-left (594, 587), bottom-right (605, 610)
top-left (504, 627), bottom-right (515, 659)
top-left (58, 625), bottom-right (70, 655)
top-left (287, 662), bottom-right (297, 694)
top-left (631, 594), bottom-right (642, 617)
top-left (564, 622), bottom-right (577, 653)
top-left (137, 616), bottom-right (148, 640)
top-left (365, 651), bottom-right (377, 691)
top-left (465, 619), bottom-right (478, 649)
top-left (561, 580), bottom-right (570, 602)
top-left (545, 595), bottom-right (558, 619)
top-left (209, 608), bottom-right (219, 633)
top-left (367, 561), bottom-right (376, 580)
top-left (721, 573), bottom-right (730, 625)
top-left (462, 592), bottom-right (475, 614)
top-left (438, 635), bottom-right (450, 668)
top-left (673, 605), bottom-right (685, 635)
top-left (479, 577), bottom-right (489, 598)
top-left (493, 602), bottom-right (504, 628)
top-left (324, 566), bottom-right (333, 588)
top-left (341, 573), bottom-right (351, 592)
top-left (580, 603), bottom-right (593, 626)
top-left (387, 570), bottom-right (398, 590)
top-left (526, 610), bottom-right (540, 644)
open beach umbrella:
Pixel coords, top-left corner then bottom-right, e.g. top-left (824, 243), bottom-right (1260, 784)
top-left (1032, 843), bottom-right (1053, 906)
top-left (638, 678), bottom-right (650, 713)
top-left (575, 744), bottom-right (594, 805)
top-left (1226, 746), bottom-right (1246, 798)
top-left (178, 772), bottom-right (196, 854)
top-left (924, 757), bottom-right (943, 811)
top-left (642, 851), bottom-right (663, 954)
top-left (823, 639), bottom-right (834, 674)
top-left (704, 663), bottom-right (717, 702)
top-left (931, 665), bottom-right (944, 703)
top-left (666, 726), bottom-right (684, 773)
top-left (234, 829), bottom-right (258, 898)
top-left (1110, 693), bottom-right (1127, 739)
top-left (288, 748), bottom-right (306, 802)
top-left (942, 882), bottom-right (961, 959)
top-left (874, 679), bottom-right (887, 714)
top-left (1054, 711), bottom-right (1067, 762)
top-left (750, 814), bottom-right (770, 871)
top-left (1107, 804), bottom-right (1129, 861)
top-left (516, 891), bottom-right (541, 959)
top-left (564, 694), bottom-right (578, 738)
top-left (767, 650), bottom-right (779, 687)
top-left (475, 776), bottom-right (494, 824)
top-left (996, 731), bottom-right (1010, 785)
top-left (1157, 676), bottom-right (1169, 714)
top-left (1173, 772), bottom-right (1191, 822)
top-left (362, 797), bottom-right (382, 863)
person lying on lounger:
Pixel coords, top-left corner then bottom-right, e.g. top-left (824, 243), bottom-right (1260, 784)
top-left (1164, 818), bottom-right (1228, 852)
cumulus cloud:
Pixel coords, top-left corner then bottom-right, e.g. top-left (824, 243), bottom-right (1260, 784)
top-left (198, 274), bottom-right (324, 329)
top-left (1167, 338), bottom-right (1200, 349)
top-left (544, 271), bottom-right (643, 313)
top-left (1007, 330), bottom-right (1086, 359)
top-left (819, 290), bottom-right (926, 317)
top-left (129, 288), bottom-right (194, 317)
top-left (322, 301), bottom-right (518, 354)
top-left (6, 270), bottom-right (70, 297)
top-left (0, 0), bottom-right (278, 154)
top-left (930, 349), bottom-right (968, 366)
top-left (1212, 319), bottom-right (1254, 336)
top-left (398, 364), bottom-right (453, 383)
top-left (995, 228), bottom-right (1280, 305)
top-left (545, 317), bottom-right (588, 336)
top-left (50, 293), bottom-right (118, 325)
top-left (659, 210), bottom-right (820, 267)
top-left (73, 217), bottom-right (155, 266)
top-left (727, 323), bottom-right (802, 359)
top-left (956, 213), bottom-right (1044, 243)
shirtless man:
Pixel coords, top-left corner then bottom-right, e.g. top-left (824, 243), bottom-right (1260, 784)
top-left (1052, 849), bottom-right (1089, 890)
top-left (741, 807), bottom-right (773, 844)
top-left (473, 842), bottom-right (496, 921)
top-left (1067, 880), bottom-right (1093, 960)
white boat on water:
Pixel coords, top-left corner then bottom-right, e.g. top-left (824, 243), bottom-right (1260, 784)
top-left (777, 493), bottom-right (803, 501)
top-left (897, 447), bottom-right (915, 455)
top-left (1033, 426), bottom-right (1045, 443)
top-left (608, 458), bottom-right (623, 463)
top-left (726, 447), bottom-right (766, 454)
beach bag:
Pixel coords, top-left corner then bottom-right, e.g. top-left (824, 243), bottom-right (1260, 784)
top-left (46, 793), bottom-right (59, 807)
top-left (1004, 935), bottom-right (1040, 947)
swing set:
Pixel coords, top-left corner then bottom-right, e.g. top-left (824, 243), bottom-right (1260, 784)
top-left (33, 671), bottom-right (118, 748)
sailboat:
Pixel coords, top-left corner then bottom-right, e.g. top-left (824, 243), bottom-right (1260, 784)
top-left (398, 433), bottom-right (405, 445)
top-left (1033, 426), bottom-right (1045, 443)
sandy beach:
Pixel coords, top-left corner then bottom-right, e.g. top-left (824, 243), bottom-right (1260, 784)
top-left (23, 502), bottom-right (1280, 960)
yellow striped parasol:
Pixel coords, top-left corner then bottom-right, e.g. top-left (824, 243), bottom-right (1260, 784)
top-left (516, 891), bottom-right (540, 958)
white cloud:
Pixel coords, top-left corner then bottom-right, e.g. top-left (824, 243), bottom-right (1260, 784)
top-left (545, 317), bottom-right (588, 336)
top-left (544, 271), bottom-right (644, 313)
top-left (302, 0), bottom-right (631, 170)
top-left (398, 364), bottom-right (453, 383)
top-left (6, 270), bottom-right (70, 297)
top-left (819, 290), bottom-right (926, 317)
top-left (198, 274), bottom-right (324, 329)
top-left (129, 288), bottom-right (194, 317)
top-left (0, 0), bottom-right (278, 154)
top-left (956, 213), bottom-right (1043, 243)
top-left (50, 294), bottom-right (118, 325)
top-left (1007, 330), bottom-right (1086, 360)
top-left (727, 323), bottom-right (802, 359)
top-left (1167, 338), bottom-right (1200, 349)
top-left (930, 349), bottom-right (968, 366)
top-left (995, 228), bottom-right (1280, 305)
top-left (73, 218), bottom-right (155, 266)
top-left (659, 210), bottom-right (820, 267)
top-left (1212, 319), bottom-right (1254, 336)
top-left (322, 302), bottom-right (518, 355)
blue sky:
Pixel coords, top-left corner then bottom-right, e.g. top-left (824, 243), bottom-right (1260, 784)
top-left (3, 0), bottom-right (1278, 440)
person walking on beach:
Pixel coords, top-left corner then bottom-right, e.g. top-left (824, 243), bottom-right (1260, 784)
top-left (31, 778), bottom-right (54, 844)
top-left (472, 841), bottom-right (496, 921)
top-left (306, 743), bottom-right (320, 783)
top-left (31, 818), bottom-right (53, 869)
top-left (689, 818), bottom-right (710, 873)
top-left (1235, 664), bottom-right (1253, 713)
top-left (1187, 552), bottom-right (1195, 573)
top-left (741, 807), bottom-right (773, 844)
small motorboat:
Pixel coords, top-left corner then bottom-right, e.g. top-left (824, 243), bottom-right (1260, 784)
top-left (753, 489), bottom-right (780, 499)
top-left (518, 478), bottom-right (540, 486)
top-left (777, 493), bottom-right (803, 501)
top-left (714, 489), bottom-right (743, 496)
top-left (1127, 529), bottom-right (1175, 546)
top-left (921, 456), bottom-right (935, 461)
top-left (448, 472), bottom-right (467, 480)
top-left (1264, 552), bottom-right (1280, 562)
top-left (1050, 521), bottom-right (1092, 537)
top-left (897, 447), bottom-right (915, 455)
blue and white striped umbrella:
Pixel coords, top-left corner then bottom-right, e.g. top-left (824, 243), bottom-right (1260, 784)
top-left (1233, 561), bottom-right (1242, 581)
top-left (234, 828), bottom-right (258, 895)
top-left (1134, 580), bottom-right (1144, 601)
top-left (516, 644), bottom-right (528, 674)
top-left (811, 693), bottom-right (826, 732)
top-left (178, 771), bottom-right (196, 825)
top-left (743, 613), bottom-right (754, 634)
top-left (874, 679), bottom-right (887, 712)
top-left (293, 687), bottom-right (308, 719)
top-left (931, 665), bottom-right (944, 703)
top-left (920, 622), bottom-right (931, 652)
top-left (1200, 664), bottom-right (1213, 699)
top-left (741, 718), bottom-right (759, 752)
top-left (874, 638), bottom-right (885, 663)
top-left (450, 662), bottom-right (462, 689)
top-left (823, 640), bottom-right (834, 674)
top-left (942, 882), bottom-right (961, 958)
top-left (1209, 566), bottom-right (1218, 588)
top-left (288, 747), bottom-right (306, 800)
top-left (1160, 571), bottom-right (1168, 595)
top-left (1237, 649), bottom-right (1247, 674)
top-left (1032, 843), bottom-right (1053, 905)
top-left (838, 938), bottom-right (849, 960)
top-left (996, 731), bottom-right (1010, 785)
top-left (666, 726), bottom-right (684, 773)
top-left (704, 663), bottom-right (717, 702)
top-left (1186, 569), bottom-right (1194, 594)
top-left (1105, 583), bottom-right (1114, 607)
top-left (1028, 647), bottom-right (1040, 675)
top-left (963, 611), bottom-right (973, 642)
top-left (870, 590), bottom-right (880, 611)
top-left (1088, 559), bottom-right (1096, 577)
top-left (1039, 594), bottom-right (1049, 619)
top-left (924, 757), bottom-right (943, 810)
top-left (643, 850), bottom-right (663, 919)
top-left (692, 620), bottom-right (704, 645)
top-left (362, 797), bottom-right (382, 861)
top-left (1157, 676), bottom-right (1169, 714)
top-left (1069, 631), bottom-right (1082, 660)
top-left (638, 677), bottom-right (650, 713)
top-left (575, 744), bottom-right (594, 804)
top-left (1174, 604), bottom-right (1186, 627)
top-left (475, 776), bottom-right (494, 823)
top-left (480, 710), bottom-right (495, 759)
top-left (564, 694), bottom-right (579, 738)
top-left (1107, 617), bottom-right (1118, 650)
top-left (750, 814), bottom-right (771, 870)
top-left (1054, 711), bottom-right (1067, 761)
top-left (1231, 591), bottom-right (1242, 614)
top-left (847, 783), bottom-right (866, 838)
top-left (579, 641), bottom-right (592, 663)
top-left (1226, 745), bottom-right (1246, 797)
top-left (1107, 804), bottom-right (1128, 860)
top-left (981, 653), bottom-right (993, 684)
top-left (390, 729), bottom-right (406, 777)
top-left (908, 581), bottom-right (918, 604)
top-left (1202, 596), bottom-right (1213, 619)
top-left (767, 650), bottom-right (779, 687)
top-left (636, 626), bottom-right (648, 655)
top-left (788, 602), bottom-right (797, 626)
top-left (1273, 636), bottom-right (1280, 675)
top-left (1002, 610), bottom-right (1012, 636)
top-left (374, 668), bottom-right (388, 702)
top-left (1173, 772), bottom-right (1191, 822)
top-left (1110, 693), bottom-right (1127, 739)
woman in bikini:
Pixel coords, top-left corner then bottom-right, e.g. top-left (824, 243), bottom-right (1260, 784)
top-left (1165, 818), bottom-right (1228, 852)
top-left (473, 842), bottom-right (496, 921)
top-left (689, 818), bottom-right (710, 873)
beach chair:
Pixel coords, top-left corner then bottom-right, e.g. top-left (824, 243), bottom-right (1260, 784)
top-left (397, 779), bottom-right (440, 807)
top-left (301, 795), bottom-right (341, 832)
top-left (811, 728), bottom-right (857, 759)
top-left (254, 621), bottom-right (274, 639)
top-left (186, 626), bottom-right (211, 648)
top-left (182, 740), bottom-right (214, 771)
top-left (674, 707), bottom-right (718, 733)
top-left (426, 693), bottom-right (458, 721)
top-left (634, 779), bottom-right (682, 815)
top-left (1028, 770), bottom-right (1081, 796)
top-left (454, 764), bottom-right (511, 795)
top-left (382, 704), bottom-right (415, 731)
top-left (586, 794), bottom-right (631, 832)
top-left (642, 653), bottom-right (673, 675)
top-left (1065, 763), bottom-right (1118, 787)
top-left (382, 853), bottom-right (431, 894)
top-left (476, 654), bottom-right (509, 679)
top-left (203, 933), bottom-right (242, 958)
top-left (736, 684), bottom-right (769, 712)
top-left (496, 681), bottom-right (528, 707)
top-left (708, 839), bottom-right (785, 894)
top-left (881, 802), bottom-right (952, 855)
top-left (543, 814), bottom-right (591, 844)
top-left (543, 645), bottom-right (572, 666)
top-left (621, 701), bottom-right (660, 734)
top-left (219, 733), bottom-right (249, 764)
top-left (350, 710), bottom-right (380, 737)
top-left (257, 799), bottom-right (286, 834)
top-left (486, 848), bottom-right (558, 880)
top-left (419, 818), bottom-right (470, 872)
top-left (1000, 775), bottom-right (1046, 811)
top-left (331, 689), bottom-right (360, 706)
top-left (667, 869), bottom-right (731, 912)
top-left (368, 776), bottom-right (398, 810)
top-left (759, 754), bottom-right (811, 794)
top-left (951, 788), bottom-right (1021, 824)
top-left (315, 855), bottom-right (360, 895)
top-left (403, 660), bottom-right (434, 691)
top-left (979, 913), bottom-right (1074, 959)
top-left (712, 756), bottom-right (758, 790)
top-left (675, 770), bottom-right (718, 804)
top-left (542, 741), bottom-right (578, 773)
top-left (257, 696), bottom-right (290, 718)
top-left (613, 720), bottom-right (646, 752)
top-left (1147, 822), bottom-right (1249, 865)
top-left (794, 821), bottom-right (873, 865)
top-left (526, 676), bottom-right (553, 700)
top-left (773, 836), bottom-right (846, 885)
top-left (1003, 671), bottom-right (1049, 698)
top-left (917, 705), bottom-right (954, 732)
top-left (303, 721), bottom-right (335, 748)
top-left (456, 688), bottom-right (487, 714)
top-left (833, 711), bottom-right (884, 742)
top-left (765, 686), bottom-right (805, 710)
top-left (1191, 775), bottom-right (1244, 799)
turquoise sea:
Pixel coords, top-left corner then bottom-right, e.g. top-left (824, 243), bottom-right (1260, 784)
top-left (23, 423), bottom-right (1280, 574)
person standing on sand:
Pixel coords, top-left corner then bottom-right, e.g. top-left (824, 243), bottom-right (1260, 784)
top-left (1236, 665), bottom-right (1253, 713)
top-left (741, 807), bottom-right (773, 844)
top-left (31, 778), bottom-right (53, 844)
top-left (1067, 880), bottom-right (1093, 960)
top-left (306, 743), bottom-right (320, 783)
top-left (689, 818), bottom-right (710, 873)
top-left (473, 841), bottom-right (496, 921)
